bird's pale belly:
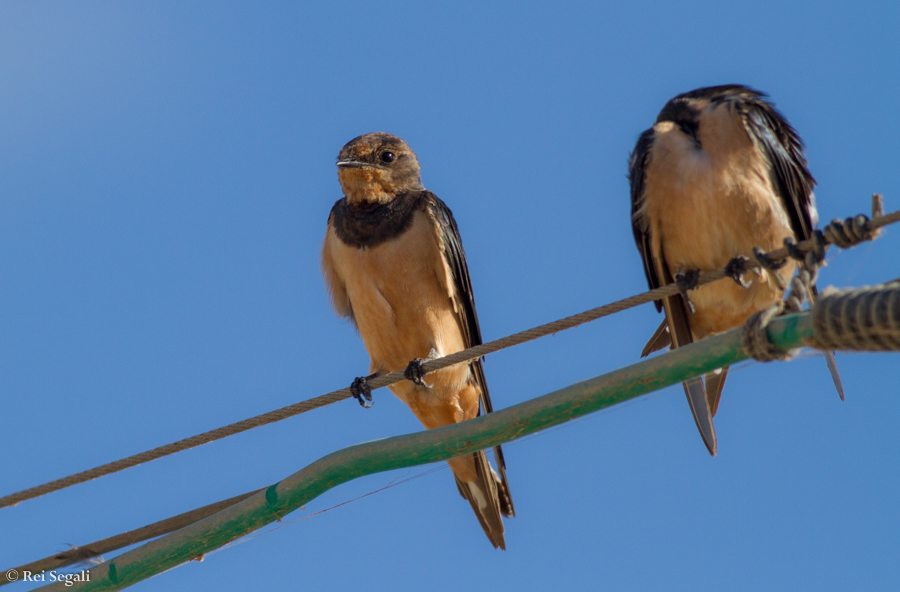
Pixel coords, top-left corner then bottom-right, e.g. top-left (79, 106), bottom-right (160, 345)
top-left (335, 239), bottom-right (476, 427)
top-left (656, 185), bottom-right (796, 339)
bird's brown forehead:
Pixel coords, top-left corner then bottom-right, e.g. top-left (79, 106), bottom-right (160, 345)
top-left (339, 142), bottom-right (377, 160)
top-left (339, 132), bottom-right (408, 160)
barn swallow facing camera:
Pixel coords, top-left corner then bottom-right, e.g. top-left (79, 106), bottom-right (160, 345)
top-left (321, 132), bottom-right (514, 548)
top-left (629, 85), bottom-right (842, 455)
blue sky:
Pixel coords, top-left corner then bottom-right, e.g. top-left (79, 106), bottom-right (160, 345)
top-left (1, 1), bottom-right (898, 590)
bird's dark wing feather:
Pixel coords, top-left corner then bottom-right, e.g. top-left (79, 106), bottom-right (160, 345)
top-left (628, 126), bottom-right (717, 454)
top-left (422, 192), bottom-right (484, 375)
top-left (641, 319), bottom-right (671, 357)
top-left (421, 191), bottom-right (514, 517)
top-left (737, 92), bottom-right (843, 398)
top-left (738, 94), bottom-right (816, 241)
top-left (658, 256), bottom-right (718, 455)
top-left (629, 128), bottom-right (664, 312)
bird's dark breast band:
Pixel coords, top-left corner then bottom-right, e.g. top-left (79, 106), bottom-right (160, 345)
top-left (330, 192), bottom-right (424, 249)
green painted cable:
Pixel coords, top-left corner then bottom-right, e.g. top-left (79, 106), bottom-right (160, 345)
top-left (30, 312), bottom-right (814, 591)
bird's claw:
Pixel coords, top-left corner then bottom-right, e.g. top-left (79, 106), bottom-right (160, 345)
top-left (724, 255), bottom-right (752, 288)
top-left (674, 269), bottom-right (700, 313)
top-left (404, 358), bottom-right (432, 389)
top-left (350, 375), bottom-right (374, 408)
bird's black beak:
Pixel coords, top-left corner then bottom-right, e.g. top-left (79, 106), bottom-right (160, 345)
top-left (336, 159), bottom-right (369, 168)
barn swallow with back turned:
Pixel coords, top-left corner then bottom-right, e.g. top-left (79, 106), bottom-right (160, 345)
top-left (629, 85), bottom-right (843, 456)
top-left (321, 132), bottom-right (514, 548)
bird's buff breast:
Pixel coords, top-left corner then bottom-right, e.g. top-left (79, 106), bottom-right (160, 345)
top-left (643, 123), bottom-right (796, 337)
top-left (328, 214), bottom-right (471, 406)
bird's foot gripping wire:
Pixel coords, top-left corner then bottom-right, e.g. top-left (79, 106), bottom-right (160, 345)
top-left (673, 269), bottom-right (700, 313)
top-left (741, 233), bottom-right (828, 360)
top-left (404, 358), bottom-right (433, 389)
top-left (725, 255), bottom-right (752, 288)
top-left (350, 373), bottom-right (378, 408)
top-left (751, 245), bottom-right (789, 290)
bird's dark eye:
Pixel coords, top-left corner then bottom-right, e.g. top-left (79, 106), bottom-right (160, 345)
top-left (380, 151), bottom-right (395, 164)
